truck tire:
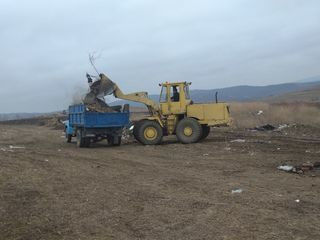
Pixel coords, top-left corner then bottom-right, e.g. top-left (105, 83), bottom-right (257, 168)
top-left (84, 138), bottom-right (91, 148)
top-left (200, 125), bottom-right (210, 140)
top-left (76, 129), bottom-right (89, 148)
top-left (133, 120), bottom-right (143, 143)
top-left (135, 120), bottom-right (163, 145)
top-left (66, 134), bottom-right (72, 143)
top-left (107, 135), bottom-right (121, 146)
top-left (176, 118), bottom-right (203, 144)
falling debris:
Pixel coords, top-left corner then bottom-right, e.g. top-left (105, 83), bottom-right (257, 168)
top-left (231, 139), bottom-right (246, 143)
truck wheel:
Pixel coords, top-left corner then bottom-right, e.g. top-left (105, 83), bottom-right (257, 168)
top-left (107, 135), bottom-right (121, 146)
top-left (66, 134), bottom-right (72, 143)
top-left (136, 120), bottom-right (163, 145)
top-left (200, 125), bottom-right (210, 140)
top-left (133, 120), bottom-right (143, 143)
top-left (176, 118), bottom-right (203, 144)
top-left (76, 129), bottom-right (86, 148)
top-left (84, 138), bottom-right (91, 148)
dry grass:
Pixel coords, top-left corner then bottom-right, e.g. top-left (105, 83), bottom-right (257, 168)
top-left (230, 102), bottom-right (320, 128)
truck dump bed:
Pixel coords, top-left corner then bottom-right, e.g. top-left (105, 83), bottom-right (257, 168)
top-left (69, 104), bottom-right (129, 128)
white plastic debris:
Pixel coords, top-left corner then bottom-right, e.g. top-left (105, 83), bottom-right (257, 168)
top-left (9, 145), bottom-right (25, 149)
top-left (295, 199), bottom-right (300, 203)
top-left (278, 124), bottom-right (289, 130)
top-left (224, 147), bottom-right (231, 151)
top-left (231, 188), bottom-right (243, 194)
top-left (44, 159), bottom-right (49, 162)
top-left (231, 139), bottom-right (246, 143)
top-left (257, 110), bottom-right (263, 115)
top-left (203, 153), bottom-right (209, 156)
top-left (277, 165), bottom-right (294, 172)
top-left (277, 148), bottom-right (281, 150)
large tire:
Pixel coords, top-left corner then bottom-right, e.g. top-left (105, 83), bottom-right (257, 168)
top-left (135, 120), bottom-right (163, 145)
top-left (76, 129), bottom-right (86, 148)
top-left (176, 118), bottom-right (203, 144)
top-left (66, 134), bottom-right (72, 143)
top-left (200, 125), bottom-right (210, 140)
top-left (107, 135), bottom-right (122, 146)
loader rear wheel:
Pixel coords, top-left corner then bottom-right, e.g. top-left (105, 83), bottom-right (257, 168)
top-left (200, 125), bottom-right (210, 140)
top-left (176, 118), bottom-right (203, 144)
top-left (136, 120), bottom-right (163, 145)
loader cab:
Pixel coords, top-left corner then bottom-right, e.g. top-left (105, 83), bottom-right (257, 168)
top-left (159, 82), bottom-right (192, 115)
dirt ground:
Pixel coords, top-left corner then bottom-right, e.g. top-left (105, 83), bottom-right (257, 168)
top-left (0, 123), bottom-right (320, 240)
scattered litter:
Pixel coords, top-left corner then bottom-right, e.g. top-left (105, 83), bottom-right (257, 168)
top-left (224, 147), bottom-right (231, 151)
top-left (58, 149), bottom-right (62, 152)
top-left (295, 199), bottom-right (300, 203)
top-left (231, 188), bottom-right (243, 194)
top-left (278, 162), bottom-right (320, 174)
top-left (44, 159), bottom-right (49, 162)
top-left (203, 153), bottom-right (209, 156)
top-left (257, 110), bottom-right (263, 115)
top-left (0, 147), bottom-right (14, 152)
top-left (277, 165), bottom-right (294, 172)
top-left (305, 150), bottom-right (311, 153)
top-left (254, 124), bottom-right (276, 131)
top-left (9, 145), bottom-right (25, 149)
top-left (230, 139), bottom-right (246, 143)
top-left (277, 148), bottom-right (281, 150)
top-left (278, 124), bottom-right (289, 130)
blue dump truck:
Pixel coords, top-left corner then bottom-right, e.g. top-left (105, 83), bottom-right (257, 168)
top-left (64, 104), bottom-right (130, 148)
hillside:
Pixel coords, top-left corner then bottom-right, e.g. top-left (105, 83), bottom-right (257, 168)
top-left (265, 86), bottom-right (320, 103)
top-left (111, 80), bottom-right (320, 106)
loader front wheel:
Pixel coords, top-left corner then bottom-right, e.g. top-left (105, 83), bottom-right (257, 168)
top-left (176, 118), bottom-right (203, 144)
top-left (136, 120), bottom-right (163, 145)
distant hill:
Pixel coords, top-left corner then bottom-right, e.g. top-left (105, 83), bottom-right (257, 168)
top-left (265, 85), bottom-right (320, 103)
top-left (296, 75), bottom-right (320, 83)
top-left (111, 80), bottom-right (320, 106)
top-left (0, 113), bottom-right (44, 121)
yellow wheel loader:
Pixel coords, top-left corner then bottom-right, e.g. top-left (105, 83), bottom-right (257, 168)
top-left (86, 73), bottom-right (231, 145)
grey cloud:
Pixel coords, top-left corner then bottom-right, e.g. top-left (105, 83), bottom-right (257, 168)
top-left (0, 0), bottom-right (319, 112)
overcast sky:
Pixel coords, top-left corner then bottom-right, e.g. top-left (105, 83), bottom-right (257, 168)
top-left (0, 0), bottom-right (319, 113)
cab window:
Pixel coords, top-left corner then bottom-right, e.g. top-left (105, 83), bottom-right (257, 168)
top-left (159, 86), bottom-right (167, 102)
top-left (170, 86), bottom-right (180, 102)
top-left (184, 85), bottom-right (190, 100)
